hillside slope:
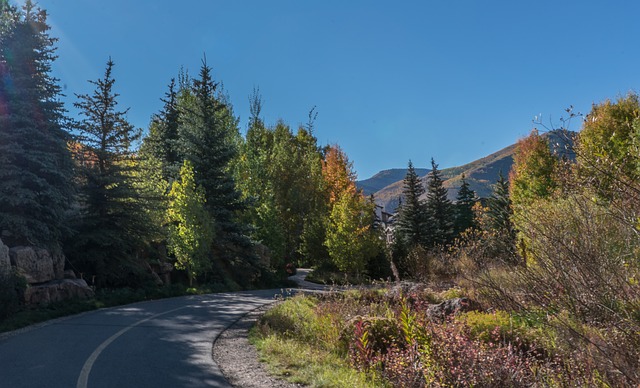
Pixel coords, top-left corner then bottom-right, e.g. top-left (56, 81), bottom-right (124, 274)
top-left (365, 130), bottom-right (575, 212)
top-left (358, 168), bottom-right (430, 196)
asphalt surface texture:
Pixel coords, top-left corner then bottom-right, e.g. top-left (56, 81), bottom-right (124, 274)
top-left (0, 289), bottom-right (289, 388)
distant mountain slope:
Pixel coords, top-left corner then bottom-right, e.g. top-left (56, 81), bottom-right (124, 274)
top-left (357, 168), bottom-right (430, 196)
top-left (367, 130), bottom-right (575, 212)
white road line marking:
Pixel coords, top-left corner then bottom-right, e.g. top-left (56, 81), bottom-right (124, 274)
top-left (76, 306), bottom-right (188, 388)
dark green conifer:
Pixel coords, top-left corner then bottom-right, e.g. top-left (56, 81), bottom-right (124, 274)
top-left (140, 78), bottom-right (181, 183)
top-left (454, 173), bottom-right (476, 235)
top-left (0, 0), bottom-right (74, 247)
top-left (177, 59), bottom-right (256, 284)
top-left (68, 59), bottom-right (149, 286)
top-left (394, 160), bottom-right (428, 249)
top-left (487, 170), bottom-right (516, 255)
top-left (425, 158), bottom-right (454, 246)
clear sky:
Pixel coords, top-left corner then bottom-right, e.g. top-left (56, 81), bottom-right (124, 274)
top-left (16, 0), bottom-right (640, 179)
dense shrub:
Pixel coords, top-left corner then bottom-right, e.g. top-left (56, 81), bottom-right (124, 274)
top-left (0, 270), bottom-right (26, 320)
top-left (468, 192), bottom-right (640, 386)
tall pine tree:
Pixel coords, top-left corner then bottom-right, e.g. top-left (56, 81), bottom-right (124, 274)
top-left (425, 158), bottom-right (454, 246)
top-left (454, 173), bottom-right (476, 236)
top-left (394, 160), bottom-right (428, 249)
top-left (139, 78), bottom-right (181, 183)
top-left (0, 0), bottom-right (73, 248)
top-left (487, 170), bottom-right (517, 259)
top-left (68, 59), bottom-right (149, 287)
top-left (176, 59), bottom-right (256, 284)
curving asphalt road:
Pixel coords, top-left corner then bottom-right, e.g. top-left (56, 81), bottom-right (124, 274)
top-left (0, 289), bottom-right (290, 388)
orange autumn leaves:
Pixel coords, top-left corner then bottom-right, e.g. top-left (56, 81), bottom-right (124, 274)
top-left (322, 144), bottom-right (358, 205)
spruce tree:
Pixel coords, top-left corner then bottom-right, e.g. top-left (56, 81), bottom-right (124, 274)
top-left (140, 78), bottom-right (181, 183)
top-left (0, 1), bottom-right (74, 247)
top-left (487, 170), bottom-right (516, 255)
top-left (454, 174), bottom-right (476, 236)
top-left (425, 158), bottom-right (454, 246)
top-left (68, 59), bottom-right (149, 286)
top-left (394, 160), bottom-right (428, 249)
top-left (177, 59), bottom-right (256, 283)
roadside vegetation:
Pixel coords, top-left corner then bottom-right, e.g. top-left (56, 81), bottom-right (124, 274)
top-left (254, 96), bottom-right (640, 387)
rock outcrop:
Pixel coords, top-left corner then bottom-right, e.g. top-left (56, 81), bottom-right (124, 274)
top-left (1, 241), bottom-right (94, 305)
top-left (9, 246), bottom-right (55, 284)
top-left (23, 279), bottom-right (94, 305)
top-left (51, 250), bottom-right (66, 280)
top-left (427, 297), bottom-right (482, 321)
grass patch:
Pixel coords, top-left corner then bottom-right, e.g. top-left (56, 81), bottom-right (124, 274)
top-left (250, 295), bottom-right (386, 387)
top-left (251, 335), bottom-right (384, 387)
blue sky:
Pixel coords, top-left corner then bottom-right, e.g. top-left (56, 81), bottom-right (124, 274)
top-left (19, 0), bottom-right (640, 179)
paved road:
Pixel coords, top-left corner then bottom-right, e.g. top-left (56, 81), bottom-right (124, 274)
top-left (0, 289), bottom-right (289, 388)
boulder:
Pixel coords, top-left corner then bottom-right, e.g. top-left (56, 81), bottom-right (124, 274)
top-left (0, 238), bottom-right (10, 274)
top-left (9, 246), bottom-right (55, 284)
top-left (63, 269), bottom-right (77, 279)
top-left (426, 297), bottom-right (482, 322)
top-left (151, 259), bottom-right (174, 285)
top-left (51, 250), bottom-right (66, 280)
top-left (23, 279), bottom-right (94, 305)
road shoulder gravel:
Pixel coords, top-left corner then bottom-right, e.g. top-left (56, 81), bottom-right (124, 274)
top-left (212, 303), bottom-right (302, 388)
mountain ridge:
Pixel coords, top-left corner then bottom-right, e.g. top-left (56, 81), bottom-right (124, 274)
top-left (357, 129), bottom-right (575, 212)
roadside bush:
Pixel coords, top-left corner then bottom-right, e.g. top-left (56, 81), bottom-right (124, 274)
top-left (398, 245), bottom-right (457, 282)
top-left (477, 192), bottom-right (640, 385)
top-left (0, 269), bottom-right (26, 320)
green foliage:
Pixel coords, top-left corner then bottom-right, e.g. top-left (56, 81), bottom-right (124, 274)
top-left (425, 158), bottom-right (455, 246)
top-left (509, 129), bottom-right (558, 210)
top-left (171, 60), bottom-right (263, 287)
top-left (177, 61), bottom-right (246, 242)
top-left (456, 310), bottom-right (525, 343)
top-left (299, 216), bottom-right (329, 267)
top-left (326, 193), bottom-right (381, 275)
top-left (484, 170), bottom-right (517, 261)
top-left (0, 269), bottom-right (26, 320)
top-left (0, 0), bottom-right (74, 247)
top-left (237, 115), bottom-right (326, 267)
top-left (166, 160), bottom-right (214, 286)
top-left (139, 78), bottom-right (181, 183)
top-left (67, 59), bottom-right (152, 287)
top-left (453, 173), bottom-right (476, 235)
top-left (234, 95), bottom-right (289, 266)
top-left (578, 93), bottom-right (640, 199)
top-left (394, 161), bottom-right (428, 250)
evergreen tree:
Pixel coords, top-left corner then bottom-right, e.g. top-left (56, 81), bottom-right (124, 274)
top-left (394, 160), bottom-right (428, 249)
top-left (68, 59), bottom-right (149, 286)
top-left (454, 174), bottom-right (476, 235)
top-left (425, 158), bottom-right (454, 246)
top-left (176, 59), bottom-right (256, 283)
top-left (487, 170), bottom-right (517, 258)
top-left (140, 78), bottom-right (181, 183)
top-left (0, 0), bottom-right (74, 247)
